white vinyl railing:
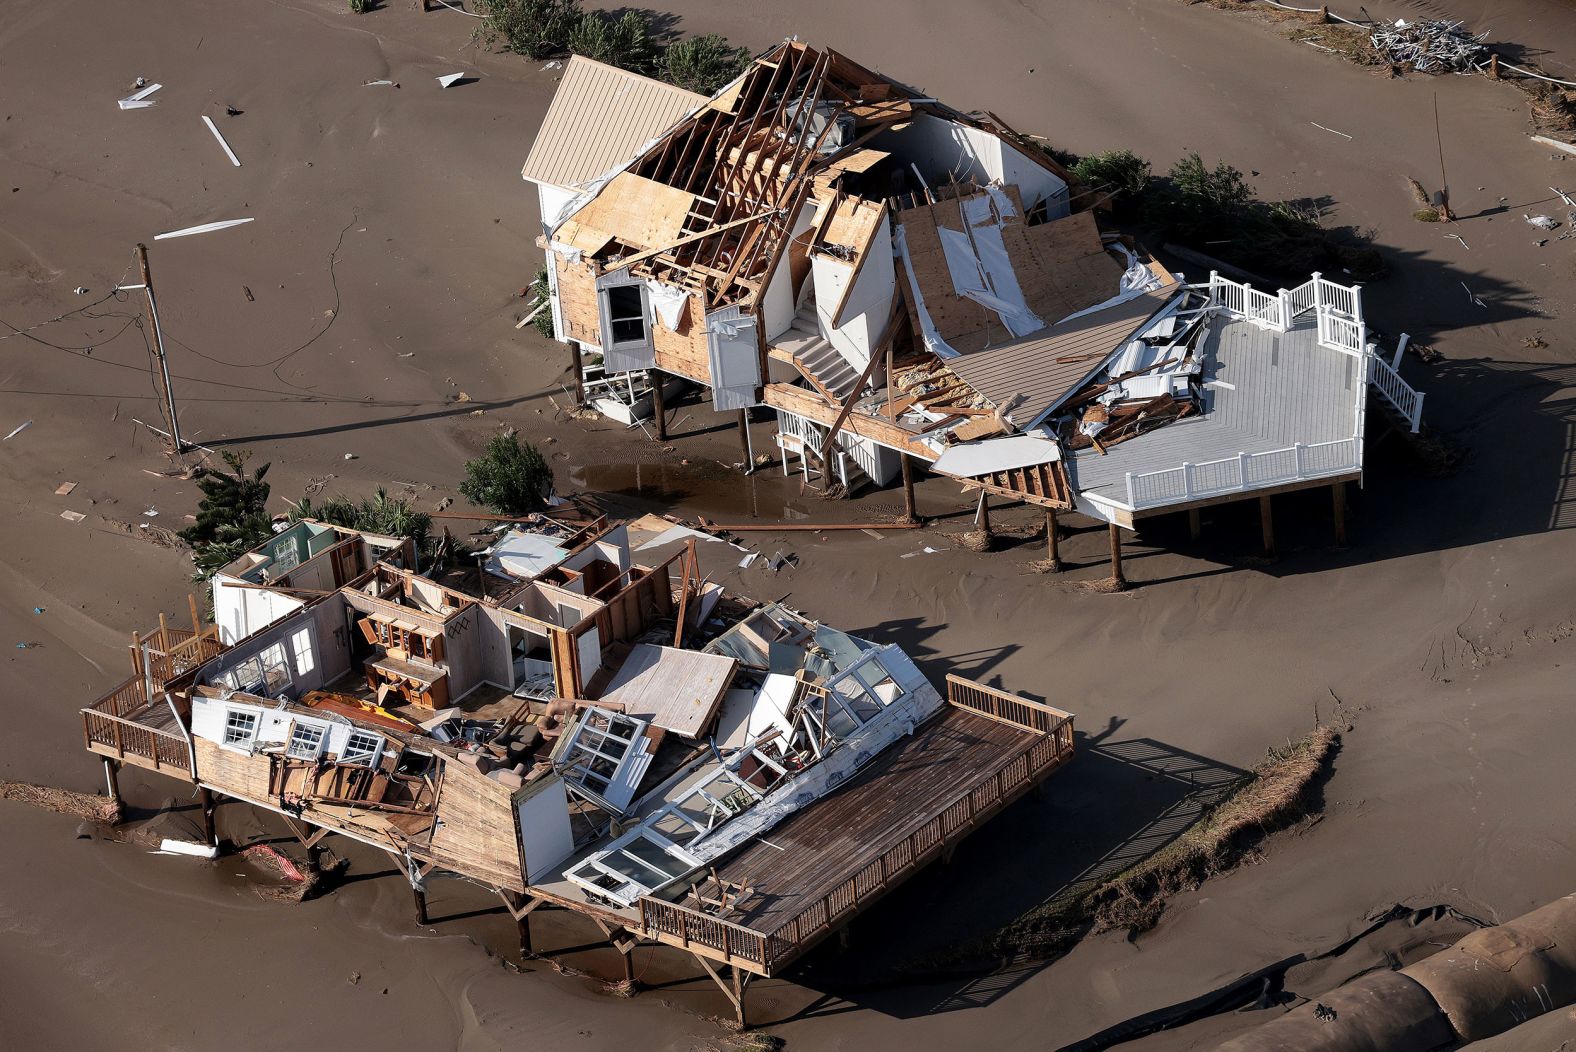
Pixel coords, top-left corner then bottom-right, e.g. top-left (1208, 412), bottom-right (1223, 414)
top-left (1205, 271), bottom-right (1368, 357)
top-left (773, 410), bottom-right (883, 490)
top-left (1368, 355), bottom-right (1425, 432)
top-left (1124, 438), bottom-right (1362, 510)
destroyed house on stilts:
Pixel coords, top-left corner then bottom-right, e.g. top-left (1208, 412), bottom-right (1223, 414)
top-left (81, 512), bottom-right (1075, 1024)
top-left (523, 42), bottom-right (1427, 546)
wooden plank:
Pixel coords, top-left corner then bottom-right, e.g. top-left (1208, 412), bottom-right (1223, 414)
top-left (596, 644), bottom-right (737, 739)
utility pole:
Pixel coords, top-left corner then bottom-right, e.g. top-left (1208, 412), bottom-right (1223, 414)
top-left (134, 243), bottom-right (185, 454)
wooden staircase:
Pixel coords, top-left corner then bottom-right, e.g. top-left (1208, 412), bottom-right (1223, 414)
top-left (776, 303), bottom-right (863, 403)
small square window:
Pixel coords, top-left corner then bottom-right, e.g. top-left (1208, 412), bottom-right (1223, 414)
top-left (223, 709), bottom-right (258, 749)
top-left (287, 722), bottom-right (326, 760)
top-left (342, 730), bottom-right (382, 766)
top-left (606, 285), bottom-right (646, 345)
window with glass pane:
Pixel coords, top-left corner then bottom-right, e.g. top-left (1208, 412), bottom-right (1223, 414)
top-left (224, 709), bottom-right (258, 748)
top-left (342, 730), bottom-right (382, 766)
top-left (287, 722), bottom-right (326, 759)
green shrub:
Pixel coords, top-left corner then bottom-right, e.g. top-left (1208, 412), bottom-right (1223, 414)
top-left (460, 433), bottom-right (555, 516)
top-left (659, 34), bottom-right (750, 96)
top-left (292, 489), bottom-right (431, 550)
top-left (567, 10), bottom-right (657, 74)
top-left (349, 0), bottom-right (370, 12)
top-left (181, 451), bottom-right (274, 580)
top-left (474, 0), bottom-right (581, 59)
top-left (1071, 149), bottom-right (1152, 201)
top-left (528, 266), bottom-right (555, 339)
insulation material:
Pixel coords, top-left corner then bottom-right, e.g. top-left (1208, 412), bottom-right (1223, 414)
top-left (933, 434), bottom-right (1060, 477)
top-left (643, 280), bottom-right (690, 330)
top-left (893, 225), bottom-right (960, 359)
top-left (936, 200), bottom-right (1044, 338)
top-left (705, 306), bottom-right (760, 412)
top-left (1057, 241), bottom-right (1170, 325)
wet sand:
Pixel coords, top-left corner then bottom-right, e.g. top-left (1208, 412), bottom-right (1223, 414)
top-left (3, 0), bottom-right (1575, 1047)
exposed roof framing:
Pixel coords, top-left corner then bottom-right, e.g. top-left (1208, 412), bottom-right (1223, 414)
top-left (549, 41), bottom-right (1044, 312)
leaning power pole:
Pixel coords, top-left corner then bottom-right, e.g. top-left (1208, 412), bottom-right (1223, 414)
top-left (133, 242), bottom-right (186, 454)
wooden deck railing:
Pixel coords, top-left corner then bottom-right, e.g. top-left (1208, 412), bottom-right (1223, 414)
top-left (946, 674), bottom-right (1075, 737)
top-left (638, 898), bottom-right (783, 971)
top-left (136, 624), bottom-right (225, 687)
top-left (638, 698), bottom-right (1076, 975)
top-left (81, 675), bottom-right (192, 775)
top-left (765, 728), bottom-right (1072, 964)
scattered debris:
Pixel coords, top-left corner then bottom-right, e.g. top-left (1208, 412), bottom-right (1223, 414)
top-left (343, 452), bottom-right (358, 460)
top-left (364, 79), bottom-right (394, 87)
top-left (201, 115), bottom-right (242, 167)
top-left (73, 286), bottom-right (89, 295)
top-left (54, 481), bottom-right (76, 496)
top-left (142, 507), bottom-right (159, 517)
top-left (1460, 281), bottom-right (1487, 308)
top-left (15, 642), bottom-right (42, 649)
top-left (1310, 122), bottom-right (1353, 140)
top-left (738, 551), bottom-right (759, 568)
top-left (436, 72), bottom-right (467, 89)
top-left (59, 510), bottom-right (86, 524)
top-left (243, 285), bottom-right (254, 302)
top-left (4, 420), bottom-right (33, 441)
top-left (117, 82), bottom-right (162, 110)
top-left (1444, 232), bottom-right (1469, 249)
top-left (156, 838), bottom-right (219, 859)
top-left (0, 779), bottom-right (120, 823)
top-left (1369, 19), bottom-right (1487, 74)
top-left (1526, 213), bottom-right (1560, 230)
top-left (154, 218), bottom-right (254, 241)
top-left (1314, 1002), bottom-right (1338, 1023)
top-left (224, 104), bottom-right (243, 117)
top-left (1523, 336), bottom-right (1549, 350)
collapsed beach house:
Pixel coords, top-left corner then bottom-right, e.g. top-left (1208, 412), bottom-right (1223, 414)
top-left (521, 43), bottom-right (1426, 567)
top-left (80, 512), bottom-right (1074, 1024)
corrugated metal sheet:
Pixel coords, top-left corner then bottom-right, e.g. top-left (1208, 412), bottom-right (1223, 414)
top-left (946, 290), bottom-right (1174, 428)
top-left (520, 57), bottom-right (704, 190)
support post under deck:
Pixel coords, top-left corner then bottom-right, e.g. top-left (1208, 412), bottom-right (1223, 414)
top-left (1108, 523), bottom-right (1127, 590)
top-left (1045, 509), bottom-right (1062, 572)
top-left (1331, 481), bottom-right (1348, 547)
top-left (102, 758), bottom-right (122, 819)
top-left (736, 409), bottom-right (752, 471)
top-left (900, 453), bottom-right (920, 523)
top-left (199, 786), bottom-right (217, 846)
top-left (975, 491), bottom-right (991, 535)
top-left (570, 342), bottom-right (586, 406)
top-left (411, 886), bottom-right (429, 926)
top-left (650, 369), bottom-right (667, 441)
top-left (1188, 507), bottom-right (1202, 542)
top-left (1259, 494), bottom-right (1276, 556)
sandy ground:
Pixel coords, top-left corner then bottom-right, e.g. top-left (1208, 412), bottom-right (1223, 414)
top-left (3, 0), bottom-right (1576, 1048)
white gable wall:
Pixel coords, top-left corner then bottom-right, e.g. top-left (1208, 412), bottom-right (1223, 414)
top-left (811, 219), bottom-right (896, 374)
top-left (876, 113), bottom-right (1069, 216)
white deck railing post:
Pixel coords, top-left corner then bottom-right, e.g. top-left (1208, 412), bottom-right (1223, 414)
top-left (1311, 271), bottom-right (1324, 313)
top-left (1393, 333), bottom-right (1409, 370)
top-left (1293, 442), bottom-right (1305, 477)
top-left (1410, 391), bottom-right (1425, 432)
top-left (1125, 472), bottom-right (1135, 507)
top-left (1237, 451), bottom-right (1248, 488)
top-left (1181, 463), bottom-right (1193, 498)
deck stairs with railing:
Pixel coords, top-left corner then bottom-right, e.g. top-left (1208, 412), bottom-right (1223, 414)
top-left (80, 620), bottom-right (225, 779)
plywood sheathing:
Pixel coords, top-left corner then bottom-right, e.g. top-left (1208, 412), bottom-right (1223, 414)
top-left (562, 172), bottom-right (696, 253)
top-left (898, 190), bottom-right (1124, 356)
top-left (553, 254), bottom-right (602, 345)
top-left (595, 644), bottom-right (737, 739)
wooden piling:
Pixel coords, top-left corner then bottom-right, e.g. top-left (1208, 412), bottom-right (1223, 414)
top-left (1332, 481), bottom-right (1348, 547)
top-left (736, 409), bottom-right (751, 470)
top-left (412, 886), bottom-right (429, 926)
top-left (570, 342), bottom-right (586, 406)
top-left (103, 758), bottom-right (122, 815)
top-left (1259, 494), bottom-right (1276, 556)
top-left (1188, 507), bottom-right (1201, 542)
top-left (199, 786), bottom-right (217, 846)
top-left (976, 491), bottom-right (992, 535)
top-left (1045, 509), bottom-right (1062, 572)
top-left (188, 593), bottom-right (201, 634)
top-left (1108, 523), bottom-right (1126, 590)
top-left (900, 454), bottom-right (919, 523)
top-left (649, 370), bottom-right (667, 441)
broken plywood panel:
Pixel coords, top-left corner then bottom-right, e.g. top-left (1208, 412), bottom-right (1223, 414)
top-left (597, 644), bottom-right (737, 739)
top-left (564, 172), bottom-right (695, 252)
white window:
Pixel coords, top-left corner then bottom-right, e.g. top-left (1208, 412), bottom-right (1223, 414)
top-left (217, 641), bottom-right (292, 696)
top-left (556, 708), bottom-right (652, 811)
top-left (565, 827), bottom-right (703, 907)
top-left (287, 721), bottom-right (326, 760)
top-left (223, 708), bottom-right (259, 749)
top-left (341, 730), bottom-right (383, 767)
top-left (289, 627), bottom-right (316, 677)
top-left (604, 284), bottom-right (646, 346)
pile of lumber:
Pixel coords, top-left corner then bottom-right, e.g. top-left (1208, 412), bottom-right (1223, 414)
top-left (1062, 392), bottom-right (1196, 453)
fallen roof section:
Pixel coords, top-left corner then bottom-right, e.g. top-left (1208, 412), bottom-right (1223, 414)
top-left (595, 643), bottom-right (737, 738)
top-left (520, 56), bottom-right (705, 190)
top-left (945, 287), bottom-right (1174, 430)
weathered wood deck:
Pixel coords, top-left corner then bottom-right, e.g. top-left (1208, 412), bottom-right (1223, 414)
top-left (636, 681), bottom-right (1075, 975)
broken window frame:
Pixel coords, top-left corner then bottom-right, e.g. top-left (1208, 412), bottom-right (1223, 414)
top-left (564, 826), bottom-right (703, 907)
top-left (603, 283), bottom-right (648, 347)
top-left (554, 707), bottom-right (651, 812)
top-left (286, 719), bottom-right (328, 760)
top-left (341, 730), bottom-right (383, 767)
top-left (215, 641), bottom-right (292, 697)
